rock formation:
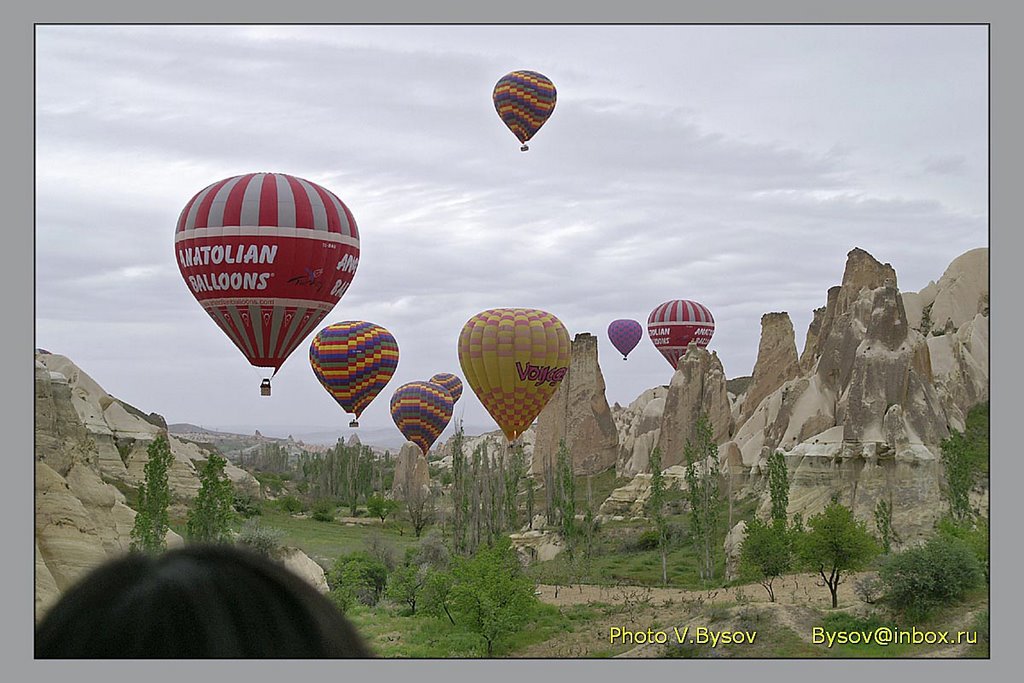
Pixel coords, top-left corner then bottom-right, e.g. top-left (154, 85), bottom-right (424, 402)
top-left (392, 441), bottom-right (430, 501)
top-left (533, 333), bottom-right (619, 476)
top-left (723, 521), bottom-right (747, 582)
top-left (737, 312), bottom-right (802, 428)
top-left (655, 346), bottom-right (733, 468)
top-left (612, 386), bottom-right (668, 478)
top-left (600, 246), bottom-right (988, 545)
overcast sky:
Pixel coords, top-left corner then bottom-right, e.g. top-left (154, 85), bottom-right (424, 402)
top-left (34, 25), bottom-right (988, 444)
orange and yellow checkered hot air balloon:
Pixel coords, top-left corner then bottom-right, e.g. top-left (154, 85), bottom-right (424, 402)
top-left (493, 70), bottom-right (557, 152)
top-left (457, 308), bottom-right (571, 442)
top-left (310, 321), bottom-right (399, 428)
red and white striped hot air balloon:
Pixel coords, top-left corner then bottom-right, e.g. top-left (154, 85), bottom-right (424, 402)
top-left (647, 299), bottom-right (715, 370)
top-left (174, 172), bottom-right (360, 395)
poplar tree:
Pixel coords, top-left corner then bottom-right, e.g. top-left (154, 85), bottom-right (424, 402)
top-left (130, 435), bottom-right (174, 554)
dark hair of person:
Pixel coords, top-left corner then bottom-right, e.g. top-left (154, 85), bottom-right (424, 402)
top-left (35, 543), bottom-right (373, 658)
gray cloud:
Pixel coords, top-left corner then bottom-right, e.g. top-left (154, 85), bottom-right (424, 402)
top-left (35, 25), bottom-right (988, 437)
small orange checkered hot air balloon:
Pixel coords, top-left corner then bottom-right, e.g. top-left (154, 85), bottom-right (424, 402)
top-left (457, 308), bottom-right (571, 442)
top-left (493, 70), bottom-right (557, 151)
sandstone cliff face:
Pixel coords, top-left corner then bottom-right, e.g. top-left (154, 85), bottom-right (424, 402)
top-left (600, 247), bottom-right (988, 545)
top-left (612, 386), bottom-right (667, 478)
top-left (737, 312), bottom-right (802, 428)
top-left (392, 441), bottom-right (431, 501)
top-left (655, 347), bottom-right (733, 468)
top-left (533, 333), bottom-right (619, 476)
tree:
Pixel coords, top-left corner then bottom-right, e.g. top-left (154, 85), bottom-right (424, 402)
top-left (328, 551), bottom-right (389, 607)
top-left (449, 538), bottom-right (538, 657)
top-left (421, 570), bottom-right (456, 625)
top-left (367, 494), bottom-right (400, 526)
top-left (879, 536), bottom-right (983, 621)
top-left (387, 563), bottom-right (430, 614)
top-left (186, 452), bottom-right (237, 543)
top-left (645, 446), bottom-right (670, 585)
top-left (941, 430), bottom-right (974, 522)
top-left (404, 463), bottom-right (436, 538)
top-left (767, 450), bottom-right (789, 525)
top-left (796, 497), bottom-right (879, 608)
top-left (874, 498), bottom-right (900, 554)
top-left (553, 439), bottom-right (577, 555)
top-left (684, 413), bottom-right (720, 582)
top-left (130, 435), bottom-right (174, 554)
top-left (739, 517), bottom-right (792, 602)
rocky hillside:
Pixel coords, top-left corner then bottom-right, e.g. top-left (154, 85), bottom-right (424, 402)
top-left (34, 353), bottom-right (323, 622)
top-left (601, 246), bottom-right (988, 545)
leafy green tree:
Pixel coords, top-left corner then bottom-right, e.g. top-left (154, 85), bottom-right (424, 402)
top-left (553, 439), bottom-right (577, 554)
top-left (328, 551), bottom-right (389, 606)
top-left (879, 536), bottom-right (983, 621)
top-left (739, 518), bottom-right (792, 601)
top-left (941, 430), bottom-right (975, 522)
top-left (421, 570), bottom-right (456, 625)
top-left (936, 515), bottom-right (989, 583)
top-left (130, 435), bottom-right (174, 554)
top-left (767, 450), bottom-right (789, 525)
top-left (645, 446), bottom-right (670, 585)
top-left (450, 538), bottom-right (538, 656)
top-left (387, 563), bottom-right (430, 614)
top-left (684, 413), bottom-right (720, 582)
top-left (874, 498), bottom-right (900, 554)
top-left (796, 497), bottom-right (879, 608)
top-left (367, 494), bottom-right (400, 525)
top-left (186, 452), bottom-right (237, 543)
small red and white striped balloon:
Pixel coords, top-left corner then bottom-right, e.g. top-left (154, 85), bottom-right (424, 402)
top-left (647, 299), bottom-right (715, 370)
top-left (175, 172), bottom-right (360, 392)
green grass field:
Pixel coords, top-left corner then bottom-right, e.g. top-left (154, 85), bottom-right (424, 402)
top-left (254, 509), bottom-right (421, 566)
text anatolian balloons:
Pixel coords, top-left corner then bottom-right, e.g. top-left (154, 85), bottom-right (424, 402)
top-left (175, 172), bottom-right (360, 394)
top-left (390, 381), bottom-right (455, 456)
top-left (309, 321), bottom-right (399, 428)
top-left (458, 308), bottom-right (571, 442)
top-left (607, 319), bottom-right (643, 360)
top-left (647, 300), bottom-right (715, 370)
top-left (492, 70), bottom-right (557, 152)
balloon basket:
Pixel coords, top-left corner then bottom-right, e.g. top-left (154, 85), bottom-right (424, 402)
top-left (520, 144), bottom-right (529, 152)
top-left (349, 419), bottom-right (359, 428)
top-left (260, 379), bottom-right (271, 396)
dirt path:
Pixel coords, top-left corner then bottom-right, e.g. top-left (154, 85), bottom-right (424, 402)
top-left (535, 571), bottom-right (869, 611)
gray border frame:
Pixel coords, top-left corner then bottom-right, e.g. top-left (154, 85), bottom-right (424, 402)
top-left (8, 1), bottom-right (1018, 681)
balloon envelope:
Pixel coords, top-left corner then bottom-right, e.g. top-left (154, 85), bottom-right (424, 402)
top-left (175, 172), bottom-right (360, 376)
top-left (309, 321), bottom-right (399, 419)
top-left (458, 308), bottom-right (571, 442)
top-left (492, 70), bottom-right (557, 148)
top-left (429, 372), bottom-right (464, 404)
top-left (607, 319), bottom-right (643, 360)
top-left (647, 300), bottom-right (715, 370)
top-left (390, 381), bottom-right (455, 456)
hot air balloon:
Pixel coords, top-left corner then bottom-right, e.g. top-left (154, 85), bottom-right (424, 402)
top-left (390, 381), bottom-right (455, 456)
top-left (607, 319), bottom-right (643, 361)
top-left (310, 321), bottom-right (399, 428)
top-left (175, 172), bottom-right (360, 395)
top-left (647, 299), bottom-right (715, 370)
top-left (492, 70), bottom-right (557, 151)
top-left (429, 372), bottom-right (463, 404)
top-left (457, 308), bottom-right (571, 442)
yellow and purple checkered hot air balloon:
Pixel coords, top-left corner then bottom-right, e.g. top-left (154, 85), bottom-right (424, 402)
top-left (493, 70), bottom-right (557, 152)
top-left (309, 321), bottom-right (399, 428)
top-left (457, 308), bottom-right (571, 443)
top-left (390, 381), bottom-right (455, 456)
top-left (429, 373), bottom-right (463, 404)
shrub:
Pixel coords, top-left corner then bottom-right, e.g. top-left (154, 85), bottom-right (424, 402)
top-left (328, 552), bottom-right (389, 606)
top-left (275, 495), bottom-right (303, 514)
top-left (628, 529), bottom-right (661, 551)
top-left (311, 499), bottom-right (336, 522)
top-left (233, 492), bottom-right (263, 518)
top-left (854, 574), bottom-right (884, 604)
top-left (879, 537), bottom-right (983, 621)
top-left (235, 518), bottom-right (284, 557)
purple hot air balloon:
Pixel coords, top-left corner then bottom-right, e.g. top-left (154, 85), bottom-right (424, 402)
top-left (607, 319), bottom-right (643, 360)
